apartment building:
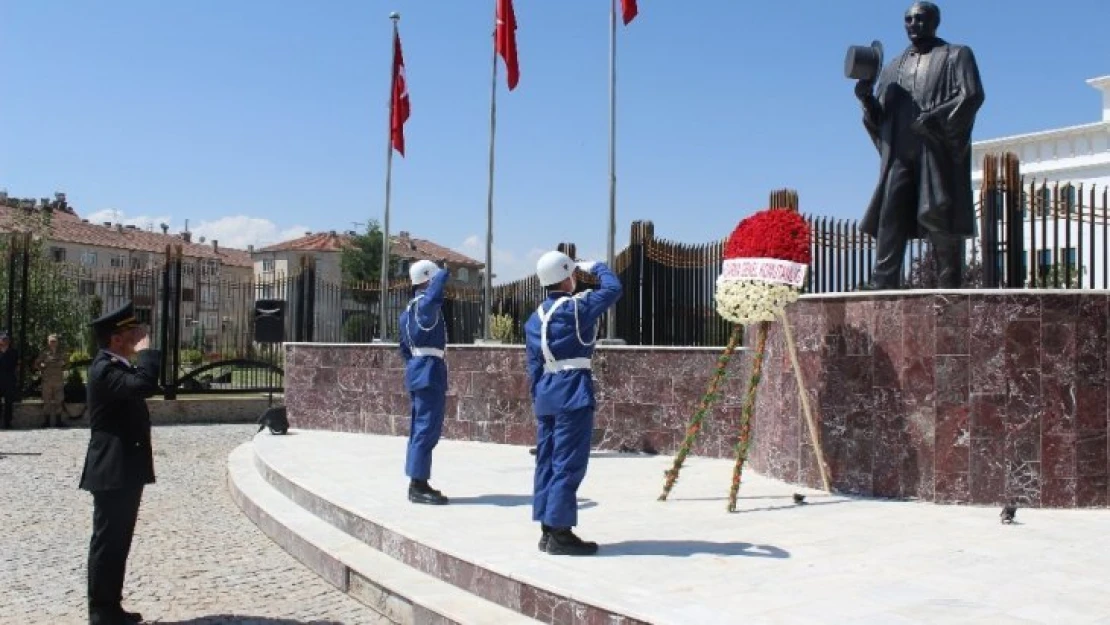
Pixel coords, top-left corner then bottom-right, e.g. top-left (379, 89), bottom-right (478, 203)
top-left (0, 194), bottom-right (253, 346)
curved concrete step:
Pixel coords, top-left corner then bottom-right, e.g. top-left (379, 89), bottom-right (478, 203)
top-left (227, 442), bottom-right (540, 625)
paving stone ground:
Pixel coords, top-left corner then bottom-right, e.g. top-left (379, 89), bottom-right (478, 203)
top-left (0, 424), bottom-right (385, 625)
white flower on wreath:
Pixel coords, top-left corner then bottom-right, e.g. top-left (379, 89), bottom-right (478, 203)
top-left (714, 278), bottom-right (801, 325)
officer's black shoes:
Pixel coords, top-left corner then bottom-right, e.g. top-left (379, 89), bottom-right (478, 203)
top-left (538, 524), bottom-right (552, 551)
top-left (408, 479), bottom-right (448, 505)
top-left (89, 605), bottom-right (141, 624)
top-left (545, 528), bottom-right (598, 556)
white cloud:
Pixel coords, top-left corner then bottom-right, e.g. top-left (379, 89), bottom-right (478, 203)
top-left (85, 209), bottom-right (172, 233)
top-left (457, 235), bottom-right (535, 283)
top-left (83, 209), bottom-right (309, 250)
top-left (454, 238), bottom-right (611, 284)
top-left (191, 216), bottom-right (310, 250)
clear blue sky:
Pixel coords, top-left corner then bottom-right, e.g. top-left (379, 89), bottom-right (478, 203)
top-left (3, 1), bottom-right (1108, 281)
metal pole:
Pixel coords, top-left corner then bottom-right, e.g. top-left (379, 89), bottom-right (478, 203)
top-left (482, 2), bottom-right (499, 342)
top-left (606, 0), bottom-right (617, 339)
top-left (379, 12), bottom-right (401, 342)
top-left (17, 232), bottom-right (31, 395)
top-left (600, 0), bottom-right (626, 345)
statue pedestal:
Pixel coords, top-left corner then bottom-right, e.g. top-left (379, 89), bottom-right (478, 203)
top-left (746, 289), bottom-right (1110, 509)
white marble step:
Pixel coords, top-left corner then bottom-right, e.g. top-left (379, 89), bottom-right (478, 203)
top-left (227, 442), bottom-right (541, 625)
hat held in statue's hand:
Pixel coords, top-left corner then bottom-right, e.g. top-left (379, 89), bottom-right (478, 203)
top-left (89, 301), bottom-right (140, 334)
top-left (845, 40), bottom-right (883, 81)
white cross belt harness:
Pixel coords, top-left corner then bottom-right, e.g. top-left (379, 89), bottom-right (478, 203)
top-left (536, 295), bottom-right (597, 375)
top-left (410, 347), bottom-right (444, 358)
top-left (404, 293), bottom-right (446, 360)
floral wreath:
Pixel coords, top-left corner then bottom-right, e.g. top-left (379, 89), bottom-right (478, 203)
top-left (714, 207), bottom-right (811, 324)
top-left (661, 206), bottom-right (813, 512)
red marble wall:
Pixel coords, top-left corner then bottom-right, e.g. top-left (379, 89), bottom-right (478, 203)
top-left (284, 344), bottom-right (749, 460)
top-left (284, 291), bottom-right (1110, 509)
top-left (749, 292), bottom-right (1109, 509)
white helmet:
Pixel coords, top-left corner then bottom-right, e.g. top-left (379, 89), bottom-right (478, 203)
top-left (409, 259), bottom-right (438, 285)
top-left (536, 251), bottom-right (575, 287)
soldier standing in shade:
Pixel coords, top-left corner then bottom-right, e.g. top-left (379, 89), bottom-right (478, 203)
top-left (80, 302), bottom-right (161, 625)
top-left (0, 331), bottom-right (18, 429)
top-left (34, 333), bottom-right (69, 428)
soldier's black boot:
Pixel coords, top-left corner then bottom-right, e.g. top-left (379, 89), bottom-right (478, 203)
top-left (54, 414), bottom-right (66, 428)
top-left (545, 528), bottom-right (598, 556)
top-left (41, 414), bottom-right (51, 428)
top-left (538, 524), bottom-right (552, 552)
top-left (408, 479), bottom-right (448, 505)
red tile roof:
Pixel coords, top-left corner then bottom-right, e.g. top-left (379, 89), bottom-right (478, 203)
top-left (0, 204), bottom-right (253, 267)
top-left (259, 230), bottom-right (483, 268)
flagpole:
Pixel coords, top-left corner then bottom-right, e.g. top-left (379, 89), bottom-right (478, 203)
top-left (602, 0), bottom-right (625, 345)
top-left (482, 3), bottom-right (498, 342)
top-left (379, 12), bottom-right (400, 342)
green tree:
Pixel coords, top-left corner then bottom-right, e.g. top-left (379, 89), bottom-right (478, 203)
top-left (340, 220), bottom-right (404, 338)
top-left (341, 219), bottom-right (398, 286)
top-left (0, 207), bottom-right (86, 391)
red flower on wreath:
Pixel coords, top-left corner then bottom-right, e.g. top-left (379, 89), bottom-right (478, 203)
top-left (723, 208), bottom-right (812, 264)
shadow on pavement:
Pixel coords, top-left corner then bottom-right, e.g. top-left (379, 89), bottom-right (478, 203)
top-left (448, 493), bottom-right (597, 510)
top-left (598, 540), bottom-right (790, 558)
top-left (155, 617), bottom-right (346, 625)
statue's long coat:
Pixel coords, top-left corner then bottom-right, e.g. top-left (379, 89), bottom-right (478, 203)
top-left (862, 39), bottom-right (985, 239)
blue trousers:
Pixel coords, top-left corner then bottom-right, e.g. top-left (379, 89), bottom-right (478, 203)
top-left (532, 406), bottom-right (594, 528)
top-left (405, 387), bottom-right (446, 480)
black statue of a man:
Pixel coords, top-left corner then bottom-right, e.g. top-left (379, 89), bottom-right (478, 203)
top-left (854, 2), bottom-right (985, 289)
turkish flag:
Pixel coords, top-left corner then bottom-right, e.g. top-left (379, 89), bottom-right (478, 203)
top-left (621, 0), bottom-right (638, 25)
top-left (495, 0), bottom-right (519, 90)
top-left (390, 29), bottom-right (410, 156)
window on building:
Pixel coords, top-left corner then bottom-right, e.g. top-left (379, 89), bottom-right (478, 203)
top-left (110, 254), bottom-right (127, 268)
top-left (1037, 249), bottom-right (1053, 272)
top-left (200, 285), bottom-right (219, 306)
top-left (130, 256), bottom-right (143, 269)
top-left (110, 283), bottom-right (125, 297)
top-left (80, 251), bottom-right (98, 266)
top-left (50, 247), bottom-right (66, 263)
top-left (262, 258), bottom-right (275, 273)
top-left (457, 267), bottom-right (469, 282)
top-left (79, 280), bottom-right (96, 296)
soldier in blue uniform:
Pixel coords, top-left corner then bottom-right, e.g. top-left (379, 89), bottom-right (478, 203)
top-left (80, 302), bottom-right (161, 625)
top-left (525, 251), bottom-right (622, 556)
top-left (399, 258), bottom-right (451, 505)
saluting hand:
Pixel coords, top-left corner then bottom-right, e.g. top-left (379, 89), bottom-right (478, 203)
top-left (854, 79), bottom-right (874, 101)
top-left (134, 335), bottom-right (151, 352)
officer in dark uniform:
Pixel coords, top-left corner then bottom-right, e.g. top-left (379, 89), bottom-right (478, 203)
top-left (0, 330), bottom-right (19, 429)
top-left (79, 302), bottom-right (161, 625)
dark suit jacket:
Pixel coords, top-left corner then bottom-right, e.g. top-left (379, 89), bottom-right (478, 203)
top-left (0, 347), bottom-right (18, 392)
top-left (79, 349), bottom-right (162, 492)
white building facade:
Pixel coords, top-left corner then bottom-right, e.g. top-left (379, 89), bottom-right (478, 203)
top-left (970, 75), bottom-right (1110, 288)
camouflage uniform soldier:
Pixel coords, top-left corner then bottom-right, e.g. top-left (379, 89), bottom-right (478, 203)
top-left (34, 334), bottom-right (69, 428)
